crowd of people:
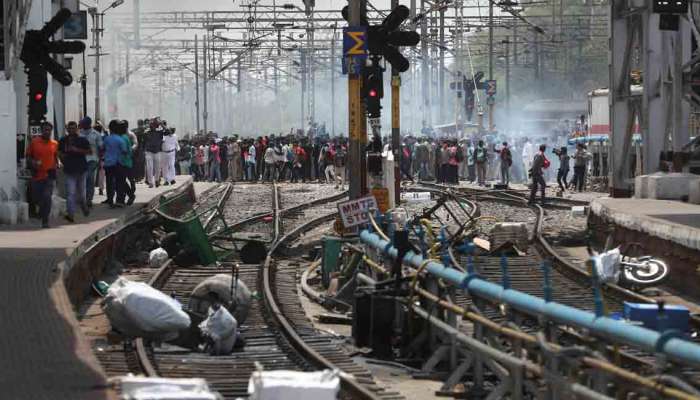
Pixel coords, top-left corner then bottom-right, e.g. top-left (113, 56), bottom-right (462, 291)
top-left (25, 117), bottom-right (180, 228)
top-left (391, 134), bottom-right (593, 204)
top-left (24, 115), bottom-right (594, 228)
top-left (175, 135), bottom-right (349, 186)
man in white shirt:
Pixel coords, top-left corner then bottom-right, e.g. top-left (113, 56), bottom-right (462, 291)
top-left (521, 138), bottom-right (535, 183)
top-left (161, 129), bottom-right (179, 185)
top-left (246, 142), bottom-right (256, 181)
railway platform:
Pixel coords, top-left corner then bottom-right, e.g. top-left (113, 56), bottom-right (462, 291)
top-left (0, 176), bottom-right (215, 400)
top-left (589, 197), bottom-right (700, 302)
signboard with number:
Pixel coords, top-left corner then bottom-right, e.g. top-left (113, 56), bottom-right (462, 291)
top-left (337, 195), bottom-right (378, 228)
top-left (342, 26), bottom-right (367, 75)
top-left (486, 80), bottom-right (497, 96)
top-left (29, 125), bottom-right (41, 136)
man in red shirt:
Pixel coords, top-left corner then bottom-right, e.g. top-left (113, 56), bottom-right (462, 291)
top-left (26, 122), bottom-right (59, 228)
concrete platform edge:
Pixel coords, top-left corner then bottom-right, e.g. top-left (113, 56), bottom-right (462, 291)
top-left (51, 178), bottom-right (193, 391)
top-left (590, 199), bottom-right (700, 251)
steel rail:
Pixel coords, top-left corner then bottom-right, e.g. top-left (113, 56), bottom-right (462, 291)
top-left (361, 229), bottom-right (700, 368)
top-left (265, 183), bottom-right (380, 400)
top-left (132, 184), bottom-right (349, 383)
top-left (418, 182), bottom-right (698, 324)
top-left (347, 190), bottom-right (698, 399)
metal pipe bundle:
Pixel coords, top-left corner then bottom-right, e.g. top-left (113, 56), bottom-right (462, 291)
top-left (359, 230), bottom-right (700, 367)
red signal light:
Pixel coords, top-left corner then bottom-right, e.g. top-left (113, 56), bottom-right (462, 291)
top-left (34, 92), bottom-right (44, 101)
top-left (369, 89), bottom-right (378, 97)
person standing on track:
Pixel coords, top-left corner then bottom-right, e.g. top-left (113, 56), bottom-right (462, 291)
top-left (26, 122), bottom-right (59, 228)
top-left (209, 139), bottom-right (222, 183)
top-left (570, 143), bottom-right (592, 192)
top-left (553, 146), bottom-right (570, 192)
top-left (528, 144), bottom-right (549, 205)
top-left (59, 121), bottom-right (92, 222)
top-left (246, 140), bottom-right (257, 182)
top-left (495, 141), bottom-right (512, 187)
top-left (475, 140), bottom-right (488, 186)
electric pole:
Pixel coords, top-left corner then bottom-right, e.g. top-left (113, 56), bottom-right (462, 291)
top-left (195, 35), bottom-right (200, 133)
top-left (488, 0), bottom-right (494, 133)
top-left (348, 0), bottom-right (368, 200)
top-left (392, 0), bottom-right (401, 203)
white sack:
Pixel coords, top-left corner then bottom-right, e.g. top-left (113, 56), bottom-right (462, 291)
top-left (189, 274), bottom-right (252, 325)
top-left (103, 278), bottom-right (190, 338)
top-left (198, 306), bottom-right (238, 355)
top-left (593, 248), bottom-right (621, 284)
top-left (119, 376), bottom-right (221, 400)
top-left (149, 247), bottom-right (169, 268)
top-left (248, 369), bottom-right (340, 400)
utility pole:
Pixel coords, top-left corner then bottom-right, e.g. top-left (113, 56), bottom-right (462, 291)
top-left (301, 49), bottom-right (306, 132)
top-left (331, 30), bottom-right (336, 136)
top-left (420, 0), bottom-right (429, 129)
top-left (488, 0), bottom-right (494, 133)
top-left (203, 34), bottom-right (208, 134)
top-left (454, 0), bottom-right (464, 137)
top-left (194, 34), bottom-right (200, 133)
top-left (504, 37), bottom-right (510, 122)
top-left (89, 8), bottom-right (102, 121)
top-left (348, 0), bottom-right (367, 199)
top-left (392, 0), bottom-right (401, 203)
top-left (438, 8), bottom-right (445, 124)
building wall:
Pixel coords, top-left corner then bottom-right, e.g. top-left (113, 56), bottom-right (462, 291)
top-left (0, 0), bottom-right (59, 200)
top-left (0, 80), bottom-right (18, 194)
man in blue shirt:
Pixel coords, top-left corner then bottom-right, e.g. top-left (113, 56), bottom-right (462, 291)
top-left (80, 116), bottom-right (103, 207)
top-left (103, 120), bottom-right (128, 208)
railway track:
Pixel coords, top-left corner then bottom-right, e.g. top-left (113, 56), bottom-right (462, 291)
top-left (115, 183), bottom-right (403, 400)
top-left (411, 183), bottom-right (700, 385)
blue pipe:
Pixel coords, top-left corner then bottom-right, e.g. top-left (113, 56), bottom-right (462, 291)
top-left (360, 230), bottom-right (700, 367)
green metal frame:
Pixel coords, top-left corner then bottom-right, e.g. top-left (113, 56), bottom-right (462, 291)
top-left (154, 184), bottom-right (238, 265)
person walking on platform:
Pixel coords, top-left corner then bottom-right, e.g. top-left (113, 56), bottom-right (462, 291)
top-left (117, 121), bottom-right (136, 205)
top-left (26, 122), bottom-right (58, 228)
top-left (495, 142), bottom-right (512, 187)
top-left (80, 117), bottom-right (102, 208)
top-left (144, 120), bottom-right (163, 187)
top-left (528, 144), bottom-right (549, 205)
top-left (59, 121), bottom-right (91, 222)
top-left (103, 121), bottom-right (128, 208)
top-left (161, 128), bottom-right (179, 185)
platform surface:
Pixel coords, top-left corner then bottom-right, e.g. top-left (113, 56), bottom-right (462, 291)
top-left (590, 197), bottom-right (700, 251)
top-left (0, 176), bottom-right (216, 399)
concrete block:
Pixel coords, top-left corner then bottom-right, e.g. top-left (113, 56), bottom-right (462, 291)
top-left (51, 195), bottom-right (66, 218)
top-left (15, 201), bottom-right (29, 224)
top-left (690, 180), bottom-right (700, 204)
top-left (645, 173), bottom-right (700, 200)
top-left (571, 206), bottom-right (587, 217)
top-left (0, 202), bottom-right (18, 225)
top-left (634, 175), bottom-right (649, 198)
top-left (490, 222), bottom-right (529, 252)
